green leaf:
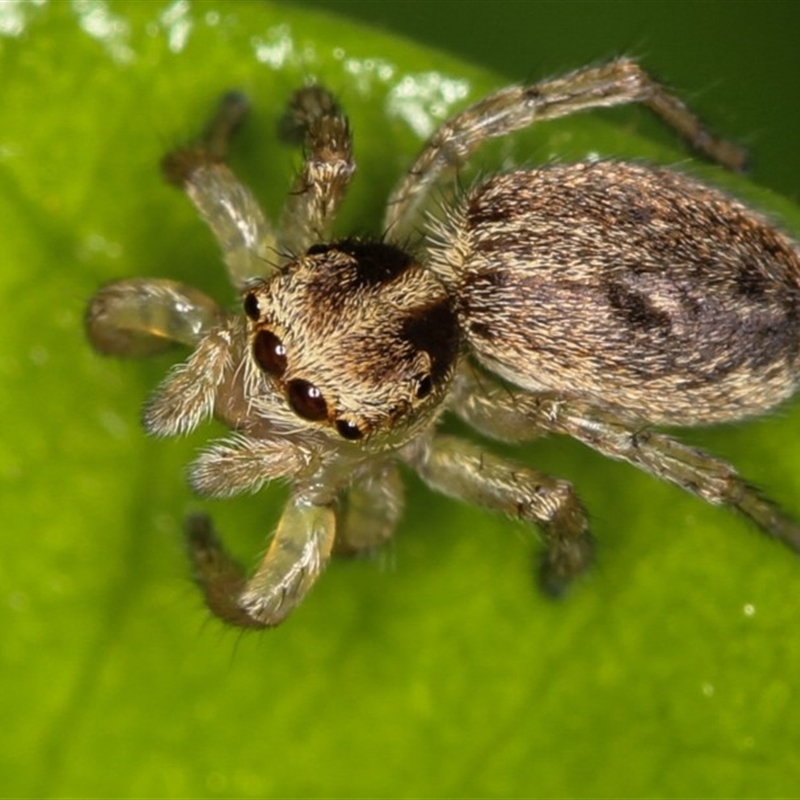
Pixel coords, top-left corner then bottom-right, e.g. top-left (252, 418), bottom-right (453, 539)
top-left (2, 2), bottom-right (800, 797)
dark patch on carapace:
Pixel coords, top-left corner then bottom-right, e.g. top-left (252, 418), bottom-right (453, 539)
top-left (750, 315), bottom-right (800, 370)
top-left (467, 203), bottom-right (511, 227)
top-left (401, 296), bottom-right (460, 385)
top-left (469, 321), bottom-right (494, 340)
top-left (311, 239), bottom-right (415, 289)
top-left (306, 242), bottom-right (335, 256)
top-left (472, 233), bottom-right (517, 254)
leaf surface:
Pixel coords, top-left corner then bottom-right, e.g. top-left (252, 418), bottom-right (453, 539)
top-left (2, 2), bottom-right (800, 797)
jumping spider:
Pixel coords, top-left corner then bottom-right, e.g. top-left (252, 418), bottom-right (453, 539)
top-left (87, 59), bottom-right (800, 629)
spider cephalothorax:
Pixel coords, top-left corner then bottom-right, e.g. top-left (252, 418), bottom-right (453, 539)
top-left (241, 239), bottom-right (459, 448)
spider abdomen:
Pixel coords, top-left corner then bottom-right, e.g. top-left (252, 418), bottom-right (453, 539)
top-left (436, 162), bottom-right (800, 425)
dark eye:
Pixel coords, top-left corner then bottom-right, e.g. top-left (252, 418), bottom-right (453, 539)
top-left (416, 375), bottom-right (433, 399)
top-left (253, 329), bottom-right (287, 377)
top-left (287, 379), bottom-right (328, 421)
top-left (336, 419), bottom-right (363, 440)
top-left (243, 292), bottom-right (260, 321)
top-left (306, 243), bottom-right (333, 256)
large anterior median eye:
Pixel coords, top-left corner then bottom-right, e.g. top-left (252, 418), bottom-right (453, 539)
top-left (253, 329), bottom-right (287, 377)
top-left (287, 379), bottom-right (328, 421)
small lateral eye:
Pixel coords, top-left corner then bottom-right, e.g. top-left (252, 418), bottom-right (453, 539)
top-left (415, 375), bottom-right (433, 399)
top-left (336, 419), bottom-right (363, 440)
top-left (287, 379), bottom-right (328, 421)
top-left (243, 292), bottom-right (260, 321)
top-left (253, 329), bottom-right (287, 377)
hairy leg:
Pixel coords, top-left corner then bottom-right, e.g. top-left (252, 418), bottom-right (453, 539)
top-left (452, 365), bottom-right (800, 554)
top-left (385, 58), bottom-right (747, 237)
top-left (335, 461), bottom-right (404, 555)
top-left (188, 434), bottom-right (315, 498)
top-left (186, 494), bottom-right (335, 629)
top-left (142, 317), bottom-right (244, 437)
top-left (162, 91), bottom-right (277, 288)
top-left (403, 433), bottom-right (593, 595)
top-left (278, 85), bottom-right (355, 257)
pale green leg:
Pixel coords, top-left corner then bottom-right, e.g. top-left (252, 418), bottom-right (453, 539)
top-left (187, 495), bottom-right (336, 629)
top-left (162, 91), bottom-right (278, 287)
top-left (403, 433), bottom-right (593, 596)
top-left (85, 278), bottom-right (223, 356)
top-left (336, 462), bottom-right (404, 555)
top-left (452, 365), bottom-right (800, 556)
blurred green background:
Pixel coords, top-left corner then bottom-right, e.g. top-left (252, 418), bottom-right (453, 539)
top-left (3, 2), bottom-right (800, 798)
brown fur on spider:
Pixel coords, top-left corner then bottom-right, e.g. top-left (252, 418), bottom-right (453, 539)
top-left (87, 59), bottom-right (800, 629)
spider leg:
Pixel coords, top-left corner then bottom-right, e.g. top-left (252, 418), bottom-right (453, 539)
top-left (403, 433), bottom-right (593, 596)
top-left (335, 460), bottom-right (404, 555)
top-left (277, 85), bottom-right (355, 257)
top-left (142, 317), bottom-right (243, 437)
top-left (186, 495), bottom-right (335, 629)
top-left (452, 365), bottom-right (800, 556)
top-left (85, 277), bottom-right (223, 356)
top-left (385, 57), bottom-right (747, 237)
top-left (188, 434), bottom-right (315, 499)
top-left (162, 91), bottom-right (278, 288)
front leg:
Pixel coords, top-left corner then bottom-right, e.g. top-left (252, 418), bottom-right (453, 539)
top-left (142, 318), bottom-right (244, 437)
top-left (188, 434), bottom-right (316, 498)
top-left (402, 433), bottom-right (593, 596)
top-left (187, 494), bottom-right (335, 629)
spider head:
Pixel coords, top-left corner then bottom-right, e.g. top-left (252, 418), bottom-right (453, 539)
top-left (242, 239), bottom-right (460, 450)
